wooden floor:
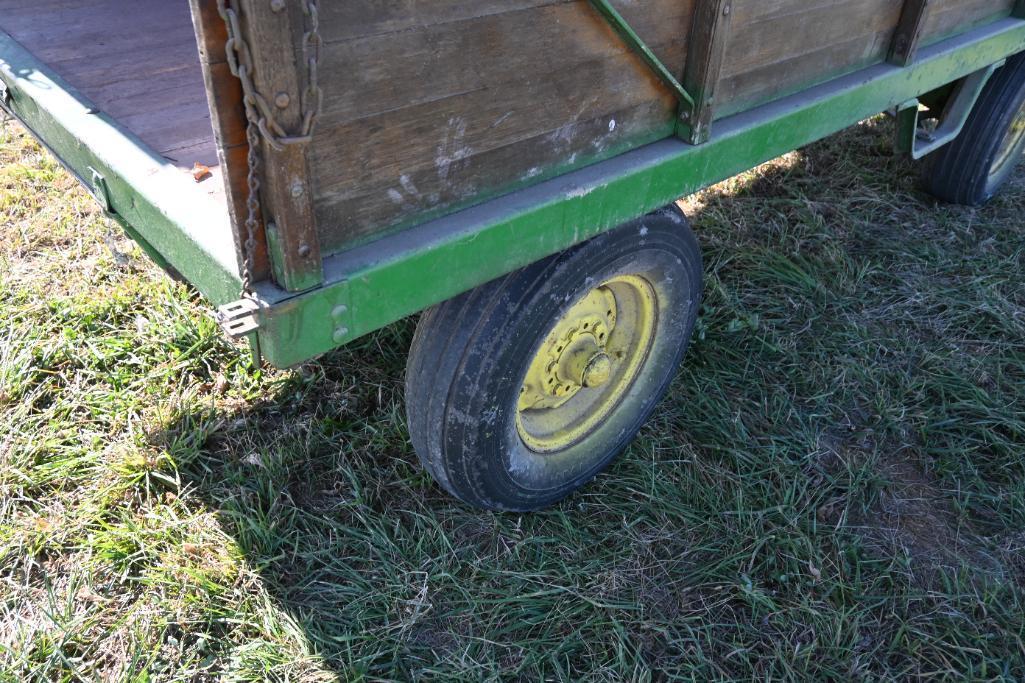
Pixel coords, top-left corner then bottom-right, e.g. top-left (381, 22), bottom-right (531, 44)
top-left (0, 0), bottom-right (218, 170)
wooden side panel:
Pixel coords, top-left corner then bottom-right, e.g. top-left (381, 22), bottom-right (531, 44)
top-left (718, 0), bottom-right (1016, 116)
top-left (921, 0), bottom-right (1016, 44)
top-left (302, 0), bottom-right (1017, 256)
top-left (717, 0), bottom-right (906, 116)
top-left (308, 0), bottom-right (693, 255)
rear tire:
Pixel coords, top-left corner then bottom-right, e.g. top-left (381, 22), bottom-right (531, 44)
top-left (405, 206), bottom-right (703, 511)
top-left (923, 52), bottom-right (1025, 205)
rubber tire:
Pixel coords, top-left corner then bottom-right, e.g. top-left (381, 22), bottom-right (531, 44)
top-left (923, 52), bottom-right (1025, 205)
top-left (405, 206), bottom-right (703, 511)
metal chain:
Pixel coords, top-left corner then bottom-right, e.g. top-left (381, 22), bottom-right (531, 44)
top-left (240, 122), bottom-right (262, 295)
top-left (216, 0), bottom-right (323, 296)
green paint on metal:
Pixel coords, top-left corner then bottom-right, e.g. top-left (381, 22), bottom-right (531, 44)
top-left (0, 30), bottom-right (242, 306)
top-left (254, 18), bottom-right (1025, 368)
top-left (587, 0), bottom-right (695, 109)
top-left (897, 63), bottom-right (1002, 160)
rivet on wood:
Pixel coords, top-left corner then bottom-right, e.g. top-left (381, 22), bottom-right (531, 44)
top-left (274, 92), bottom-right (291, 109)
top-left (333, 327), bottom-right (350, 343)
top-left (332, 305), bottom-right (348, 319)
top-left (270, 0), bottom-right (286, 12)
top-left (298, 244), bottom-right (311, 258)
top-left (290, 180), bottom-right (305, 198)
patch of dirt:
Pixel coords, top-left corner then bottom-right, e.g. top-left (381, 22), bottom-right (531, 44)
top-left (850, 454), bottom-right (1007, 587)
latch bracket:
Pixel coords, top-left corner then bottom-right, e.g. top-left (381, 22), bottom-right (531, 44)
top-left (0, 79), bottom-right (11, 120)
top-left (88, 167), bottom-right (115, 215)
top-left (215, 298), bottom-right (263, 338)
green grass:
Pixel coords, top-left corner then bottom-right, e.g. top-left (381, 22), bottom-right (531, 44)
top-left (2, 114), bottom-right (1024, 681)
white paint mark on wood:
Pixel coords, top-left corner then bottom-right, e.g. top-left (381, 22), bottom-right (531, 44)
top-left (399, 174), bottom-right (420, 198)
top-left (436, 117), bottom-right (472, 183)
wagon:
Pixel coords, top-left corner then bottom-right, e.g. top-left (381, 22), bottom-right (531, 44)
top-left (3, 0), bottom-right (1025, 511)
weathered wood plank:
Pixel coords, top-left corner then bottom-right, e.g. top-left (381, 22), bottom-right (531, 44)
top-left (190, 0), bottom-right (269, 284)
top-left (922, 0), bottom-right (1016, 44)
top-left (717, 0), bottom-right (904, 116)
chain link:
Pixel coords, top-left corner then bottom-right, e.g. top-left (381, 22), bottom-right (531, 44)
top-left (216, 0), bottom-right (323, 296)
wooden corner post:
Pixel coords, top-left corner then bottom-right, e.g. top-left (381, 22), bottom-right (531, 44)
top-left (234, 0), bottom-right (324, 293)
top-left (889, 0), bottom-right (933, 66)
top-left (682, 0), bottom-right (734, 145)
top-left (189, 0), bottom-right (271, 286)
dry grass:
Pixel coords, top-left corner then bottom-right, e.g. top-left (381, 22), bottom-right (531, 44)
top-left (2, 114), bottom-right (1025, 680)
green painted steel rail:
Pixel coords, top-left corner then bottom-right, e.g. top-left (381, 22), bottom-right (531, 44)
top-left (253, 18), bottom-right (1025, 367)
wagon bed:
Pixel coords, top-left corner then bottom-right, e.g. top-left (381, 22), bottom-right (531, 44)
top-left (3, 0), bottom-right (217, 174)
top-left (4, 1), bottom-right (1025, 509)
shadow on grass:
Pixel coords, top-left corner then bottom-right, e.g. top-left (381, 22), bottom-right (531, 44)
top-left (161, 118), bottom-right (1025, 679)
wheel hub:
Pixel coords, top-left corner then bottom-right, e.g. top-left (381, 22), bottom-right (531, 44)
top-left (516, 275), bottom-right (658, 453)
top-left (518, 287), bottom-right (617, 412)
top-left (580, 352), bottom-right (612, 388)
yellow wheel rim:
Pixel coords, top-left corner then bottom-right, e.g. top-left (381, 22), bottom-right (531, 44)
top-left (516, 275), bottom-right (658, 453)
top-left (991, 103), bottom-right (1025, 180)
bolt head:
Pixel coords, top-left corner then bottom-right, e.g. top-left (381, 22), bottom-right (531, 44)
top-left (274, 92), bottom-right (291, 109)
top-left (270, 0), bottom-right (286, 12)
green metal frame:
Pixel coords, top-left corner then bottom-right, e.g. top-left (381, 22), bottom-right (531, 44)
top-left (0, 30), bottom-right (242, 306)
top-left (253, 18), bottom-right (1025, 367)
top-left (896, 61), bottom-right (1003, 160)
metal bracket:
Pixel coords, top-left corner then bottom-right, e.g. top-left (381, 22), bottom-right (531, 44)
top-left (897, 61), bottom-right (1002, 159)
top-left (587, 0), bottom-right (696, 110)
top-left (88, 167), bottom-right (115, 215)
top-left (215, 297), bottom-right (263, 338)
top-left (0, 79), bottom-right (11, 121)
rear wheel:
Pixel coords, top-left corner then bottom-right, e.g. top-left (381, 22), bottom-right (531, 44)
top-left (405, 206), bottom-right (703, 511)
top-left (923, 52), bottom-right (1025, 205)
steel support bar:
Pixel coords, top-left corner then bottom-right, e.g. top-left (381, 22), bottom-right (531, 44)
top-left (251, 18), bottom-right (1025, 368)
top-left (889, 0), bottom-right (933, 66)
top-left (0, 30), bottom-right (243, 305)
top-left (587, 0), bottom-right (696, 109)
top-left (896, 62), bottom-right (1002, 159)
